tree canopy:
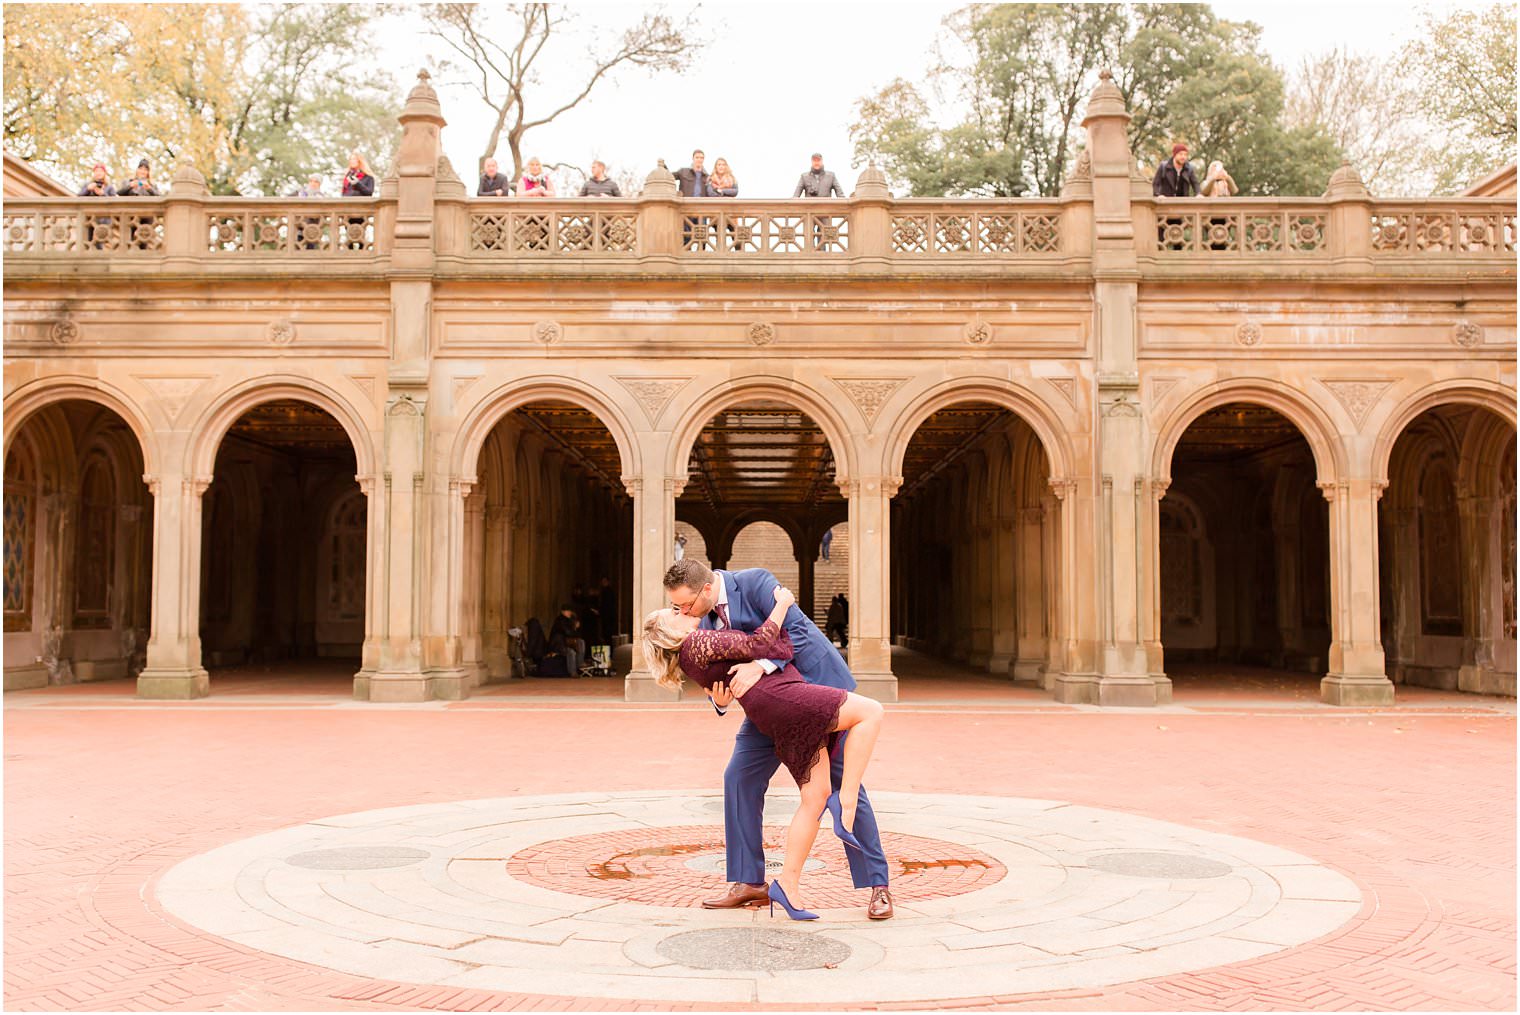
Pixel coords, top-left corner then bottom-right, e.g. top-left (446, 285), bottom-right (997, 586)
top-left (3, 3), bottom-right (402, 194)
top-left (850, 3), bottom-right (1344, 197)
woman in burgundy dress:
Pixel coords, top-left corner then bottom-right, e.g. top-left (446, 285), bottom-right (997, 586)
top-left (642, 585), bottom-right (885, 918)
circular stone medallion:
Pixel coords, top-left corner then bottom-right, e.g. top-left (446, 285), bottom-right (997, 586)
top-left (1089, 850), bottom-right (1233, 879)
top-left (655, 927), bottom-right (851, 972)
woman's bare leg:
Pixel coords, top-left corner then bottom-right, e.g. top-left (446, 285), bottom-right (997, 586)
top-left (776, 749), bottom-right (831, 910)
top-left (832, 691), bottom-right (885, 833)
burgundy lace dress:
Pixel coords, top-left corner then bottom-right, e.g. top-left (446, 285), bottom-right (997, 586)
top-left (678, 620), bottom-right (847, 786)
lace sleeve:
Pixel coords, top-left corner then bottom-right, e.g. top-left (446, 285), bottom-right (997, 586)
top-left (685, 620), bottom-right (794, 668)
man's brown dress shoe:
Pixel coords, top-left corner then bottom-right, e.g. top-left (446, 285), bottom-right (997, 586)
top-left (868, 885), bottom-right (894, 920)
top-left (702, 882), bottom-right (769, 909)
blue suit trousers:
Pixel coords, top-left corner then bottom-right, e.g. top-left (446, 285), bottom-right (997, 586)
top-left (723, 717), bottom-right (890, 888)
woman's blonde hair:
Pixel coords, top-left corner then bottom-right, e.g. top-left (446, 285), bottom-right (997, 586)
top-left (641, 609), bottom-right (689, 689)
top-left (712, 158), bottom-right (734, 185)
top-left (349, 151), bottom-right (371, 176)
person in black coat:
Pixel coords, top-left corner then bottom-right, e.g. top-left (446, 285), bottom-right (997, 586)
top-left (1152, 143), bottom-right (1199, 198)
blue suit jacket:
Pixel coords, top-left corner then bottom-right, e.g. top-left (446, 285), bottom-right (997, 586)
top-left (701, 568), bottom-right (855, 692)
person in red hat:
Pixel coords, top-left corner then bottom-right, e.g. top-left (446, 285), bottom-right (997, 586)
top-left (1152, 141), bottom-right (1200, 197)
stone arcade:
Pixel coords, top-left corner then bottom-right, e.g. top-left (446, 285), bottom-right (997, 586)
top-left (3, 72), bottom-right (1514, 706)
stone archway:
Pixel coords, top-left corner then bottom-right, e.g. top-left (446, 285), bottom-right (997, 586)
top-left (3, 399), bottom-right (152, 691)
top-left (465, 398), bottom-right (634, 692)
top-left (1155, 402), bottom-right (1332, 697)
top-left (1380, 403), bottom-right (1516, 696)
top-left (194, 398), bottom-right (368, 690)
top-left (889, 400), bottom-right (1060, 689)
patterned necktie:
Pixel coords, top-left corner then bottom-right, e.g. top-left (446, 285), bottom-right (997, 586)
top-left (716, 602), bottom-right (730, 629)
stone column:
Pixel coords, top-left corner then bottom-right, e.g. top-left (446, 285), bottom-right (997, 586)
top-left (1013, 505), bottom-right (1048, 682)
top-left (361, 71), bottom-right (444, 702)
top-left (137, 471), bottom-right (210, 698)
top-left (844, 476), bottom-right (898, 702)
top-left (1074, 69), bottom-right (1166, 706)
top-left (1321, 479), bottom-right (1394, 704)
top-left (987, 500), bottom-right (1018, 675)
top-left (1458, 487), bottom-right (1502, 693)
top-left (482, 500), bottom-right (513, 679)
top-left (624, 467), bottom-right (681, 702)
top-left (797, 549), bottom-right (817, 622)
top-left (360, 394), bottom-right (431, 702)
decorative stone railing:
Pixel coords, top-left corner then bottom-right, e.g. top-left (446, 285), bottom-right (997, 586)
top-left (1370, 202), bottom-right (1517, 255)
top-left (4, 200), bottom-right (166, 254)
top-left (205, 201), bottom-right (380, 255)
top-left (889, 201), bottom-right (1063, 255)
top-left (467, 202), bottom-right (638, 254)
top-left (1144, 197), bottom-right (1517, 262)
top-left (1150, 199), bottom-right (1328, 254)
top-left (5, 192), bottom-right (1515, 275)
top-left (678, 202), bottom-right (851, 255)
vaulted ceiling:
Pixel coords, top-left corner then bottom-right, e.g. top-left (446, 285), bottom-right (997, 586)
top-left (682, 400), bottom-right (841, 510)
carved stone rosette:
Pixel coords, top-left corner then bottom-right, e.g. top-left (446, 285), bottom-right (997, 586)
top-left (49, 316), bottom-right (79, 346)
top-left (965, 318), bottom-right (993, 346)
top-left (1235, 321), bottom-right (1262, 347)
top-left (746, 322), bottom-right (776, 346)
top-left (1453, 320), bottom-right (1483, 348)
top-left (533, 320), bottom-right (564, 346)
top-left (267, 319), bottom-right (296, 346)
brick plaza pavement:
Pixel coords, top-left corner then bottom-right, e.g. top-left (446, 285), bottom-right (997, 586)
top-left (4, 653), bottom-right (1515, 1011)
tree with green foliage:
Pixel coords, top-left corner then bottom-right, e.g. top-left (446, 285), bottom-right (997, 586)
top-left (850, 3), bottom-right (1344, 198)
top-left (3, 4), bottom-right (402, 194)
top-left (1400, 3), bottom-right (1516, 194)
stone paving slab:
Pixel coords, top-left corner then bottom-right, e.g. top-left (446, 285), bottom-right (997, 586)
top-left (155, 790), bottom-right (1361, 1005)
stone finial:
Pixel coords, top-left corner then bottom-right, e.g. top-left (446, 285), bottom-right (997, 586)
top-left (169, 162), bottom-right (208, 197)
top-left (1323, 159), bottom-right (1370, 200)
top-left (640, 160), bottom-right (678, 199)
top-left (852, 164), bottom-right (891, 200)
top-left (1082, 67), bottom-right (1129, 126)
top-left (400, 68), bottom-right (445, 125)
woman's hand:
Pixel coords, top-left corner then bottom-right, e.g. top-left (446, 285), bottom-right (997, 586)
top-left (773, 585), bottom-right (796, 610)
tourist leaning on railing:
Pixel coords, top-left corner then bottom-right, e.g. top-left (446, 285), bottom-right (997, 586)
top-left (793, 153), bottom-right (844, 198)
top-left (288, 174), bottom-right (326, 250)
top-left (1199, 160), bottom-right (1239, 197)
top-left (705, 157), bottom-right (738, 197)
top-left (1152, 143), bottom-right (1200, 198)
top-left (118, 158), bottom-right (161, 250)
top-left (478, 157), bottom-right (511, 197)
top-left (342, 152), bottom-right (376, 197)
top-left (78, 164), bottom-right (116, 198)
top-left (341, 152), bottom-right (375, 250)
top-left (77, 163), bottom-right (117, 249)
top-left (579, 160), bottom-right (621, 197)
top-left (519, 157), bottom-right (554, 197)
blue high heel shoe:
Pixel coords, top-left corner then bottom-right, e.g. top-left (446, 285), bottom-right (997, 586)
top-left (825, 791), bottom-right (866, 853)
top-left (768, 880), bottom-right (819, 921)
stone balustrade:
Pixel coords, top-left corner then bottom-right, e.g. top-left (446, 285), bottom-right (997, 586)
top-left (2, 188), bottom-right (1514, 277)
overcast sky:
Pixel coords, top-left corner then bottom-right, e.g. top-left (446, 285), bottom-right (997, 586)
top-left (377, 1), bottom-right (1486, 196)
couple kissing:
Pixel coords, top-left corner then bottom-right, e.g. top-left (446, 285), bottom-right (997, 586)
top-left (643, 559), bottom-right (892, 921)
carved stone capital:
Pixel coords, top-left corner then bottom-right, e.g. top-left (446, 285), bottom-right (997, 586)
top-left (621, 475), bottom-right (643, 498)
top-left (1151, 478), bottom-right (1171, 500)
top-left (1048, 477), bottom-right (1078, 500)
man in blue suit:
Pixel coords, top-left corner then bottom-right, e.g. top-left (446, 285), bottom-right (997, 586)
top-left (663, 558), bottom-right (894, 919)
